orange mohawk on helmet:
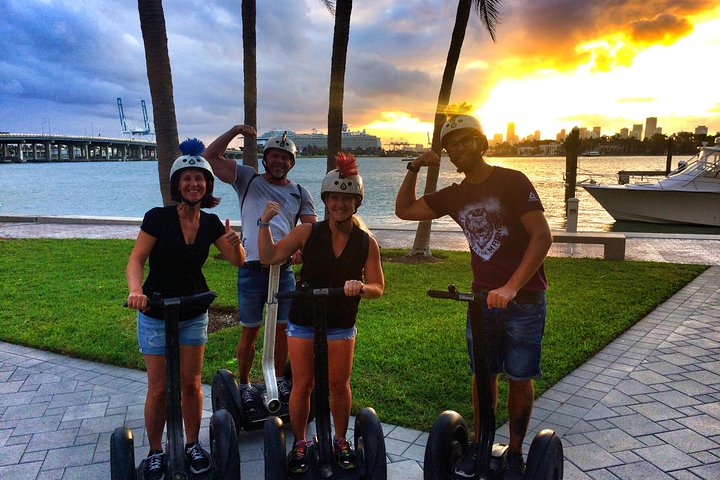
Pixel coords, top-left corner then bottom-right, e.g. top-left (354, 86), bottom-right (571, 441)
top-left (335, 152), bottom-right (358, 177)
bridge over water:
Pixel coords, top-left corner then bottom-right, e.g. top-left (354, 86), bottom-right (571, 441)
top-left (0, 133), bottom-right (157, 163)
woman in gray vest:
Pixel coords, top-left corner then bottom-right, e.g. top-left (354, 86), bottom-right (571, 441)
top-left (257, 153), bottom-right (385, 475)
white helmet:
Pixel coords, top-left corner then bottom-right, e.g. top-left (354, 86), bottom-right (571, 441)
top-left (263, 132), bottom-right (297, 167)
top-left (169, 138), bottom-right (215, 204)
top-left (169, 138), bottom-right (214, 181)
top-left (440, 114), bottom-right (485, 147)
top-left (321, 153), bottom-right (364, 208)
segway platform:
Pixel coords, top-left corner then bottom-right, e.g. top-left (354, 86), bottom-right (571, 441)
top-left (423, 285), bottom-right (564, 480)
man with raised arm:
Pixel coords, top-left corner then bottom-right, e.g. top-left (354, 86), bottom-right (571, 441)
top-left (395, 114), bottom-right (552, 480)
top-left (203, 125), bottom-right (317, 414)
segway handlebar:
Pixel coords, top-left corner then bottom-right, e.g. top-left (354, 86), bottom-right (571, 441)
top-left (426, 284), bottom-right (485, 303)
top-left (123, 291), bottom-right (217, 309)
top-left (275, 287), bottom-right (359, 300)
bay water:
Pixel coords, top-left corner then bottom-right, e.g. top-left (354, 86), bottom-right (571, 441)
top-left (2, 155), bottom-right (719, 234)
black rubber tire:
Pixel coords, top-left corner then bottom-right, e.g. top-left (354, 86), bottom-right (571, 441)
top-left (212, 369), bottom-right (244, 433)
top-left (423, 410), bottom-right (469, 480)
top-left (110, 427), bottom-right (136, 480)
top-left (525, 429), bottom-right (564, 480)
top-left (210, 408), bottom-right (242, 479)
top-left (354, 407), bottom-right (387, 479)
top-left (264, 415), bottom-right (287, 479)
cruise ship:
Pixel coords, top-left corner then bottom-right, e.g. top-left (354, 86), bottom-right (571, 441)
top-left (258, 124), bottom-right (382, 153)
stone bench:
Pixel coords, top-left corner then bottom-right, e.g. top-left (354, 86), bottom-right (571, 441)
top-left (551, 231), bottom-right (626, 260)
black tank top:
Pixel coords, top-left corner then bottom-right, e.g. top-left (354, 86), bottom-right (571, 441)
top-left (289, 221), bottom-right (369, 329)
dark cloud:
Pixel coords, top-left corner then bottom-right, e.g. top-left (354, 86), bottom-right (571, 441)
top-left (480, 0), bottom-right (715, 73)
top-left (629, 13), bottom-right (693, 44)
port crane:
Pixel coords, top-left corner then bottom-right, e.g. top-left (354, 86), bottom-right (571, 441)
top-left (117, 97), bottom-right (155, 138)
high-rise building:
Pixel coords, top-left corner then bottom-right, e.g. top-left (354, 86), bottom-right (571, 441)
top-left (695, 125), bottom-right (708, 136)
top-left (534, 130), bottom-right (541, 141)
top-left (506, 123), bottom-right (517, 145)
top-left (631, 124), bottom-right (643, 140)
top-left (556, 129), bottom-right (566, 141)
top-left (579, 128), bottom-right (589, 139)
top-left (592, 127), bottom-right (601, 138)
top-left (491, 133), bottom-right (503, 146)
top-left (620, 128), bottom-right (629, 139)
top-left (644, 117), bottom-right (657, 139)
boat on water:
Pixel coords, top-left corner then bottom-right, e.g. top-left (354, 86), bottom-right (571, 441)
top-left (583, 150), bottom-right (601, 156)
top-left (580, 138), bottom-right (720, 226)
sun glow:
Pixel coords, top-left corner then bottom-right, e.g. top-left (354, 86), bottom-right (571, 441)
top-left (359, 10), bottom-right (720, 147)
top-left (364, 112), bottom-right (434, 147)
top-left (475, 14), bottom-right (720, 140)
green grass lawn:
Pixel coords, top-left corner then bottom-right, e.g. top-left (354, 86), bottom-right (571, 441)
top-left (0, 238), bottom-right (707, 431)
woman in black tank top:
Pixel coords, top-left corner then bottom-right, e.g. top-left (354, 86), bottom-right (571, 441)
top-left (257, 153), bottom-right (385, 473)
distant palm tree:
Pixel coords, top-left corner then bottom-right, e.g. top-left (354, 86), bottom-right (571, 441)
top-left (242, 0), bottom-right (258, 170)
top-left (410, 0), bottom-right (500, 256)
top-left (137, 0), bottom-right (179, 206)
top-left (322, 0), bottom-right (351, 174)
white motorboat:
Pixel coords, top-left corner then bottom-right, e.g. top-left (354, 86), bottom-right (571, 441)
top-left (580, 138), bottom-right (720, 226)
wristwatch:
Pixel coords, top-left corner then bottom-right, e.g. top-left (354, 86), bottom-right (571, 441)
top-left (406, 162), bottom-right (420, 173)
top-left (257, 218), bottom-right (270, 227)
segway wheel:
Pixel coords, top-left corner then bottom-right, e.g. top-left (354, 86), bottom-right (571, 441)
top-left (264, 415), bottom-right (287, 479)
top-left (354, 407), bottom-right (387, 479)
top-left (423, 410), bottom-right (469, 480)
top-left (525, 429), bottom-right (564, 480)
top-left (110, 427), bottom-right (136, 480)
top-left (212, 369), bottom-right (244, 433)
top-left (210, 408), bottom-right (241, 479)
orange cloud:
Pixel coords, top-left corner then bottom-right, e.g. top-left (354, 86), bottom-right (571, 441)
top-left (629, 13), bottom-right (693, 44)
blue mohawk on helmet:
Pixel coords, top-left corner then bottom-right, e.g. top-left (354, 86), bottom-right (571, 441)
top-left (178, 138), bottom-right (205, 156)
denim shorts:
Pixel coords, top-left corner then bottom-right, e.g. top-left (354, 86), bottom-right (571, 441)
top-left (237, 264), bottom-right (295, 328)
top-left (137, 311), bottom-right (209, 355)
top-left (466, 294), bottom-right (546, 381)
top-left (286, 321), bottom-right (357, 341)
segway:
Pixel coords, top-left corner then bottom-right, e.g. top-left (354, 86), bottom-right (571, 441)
top-left (264, 285), bottom-right (387, 479)
top-left (212, 263), bottom-right (299, 433)
top-left (423, 285), bottom-right (563, 480)
top-left (111, 291), bottom-right (241, 480)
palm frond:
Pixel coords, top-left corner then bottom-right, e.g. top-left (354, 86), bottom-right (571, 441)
top-left (474, 0), bottom-right (501, 43)
top-left (319, 0), bottom-right (335, 16)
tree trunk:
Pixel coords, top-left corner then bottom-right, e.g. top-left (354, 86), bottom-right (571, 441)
top-left (410, 0), bottom-right (471, 256)
top-left (242, 0), bottom-right (258, 170)
top-left (138, 0), bottom-right (179, 206)
top-left (326, 0), bottom-right (352, 173)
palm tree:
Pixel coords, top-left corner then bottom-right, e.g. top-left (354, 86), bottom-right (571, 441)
top-left (410, 0), bottom-right (501, 256)
top-left (137, 0), bottom-right (179, 206)
top-left (322, 0), bottom-right (352, 175)
top-left (242, 0), bottom-right (258, 170)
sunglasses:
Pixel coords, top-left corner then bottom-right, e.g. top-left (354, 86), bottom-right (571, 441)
top-left (445, 135), bottom-right (476, 153)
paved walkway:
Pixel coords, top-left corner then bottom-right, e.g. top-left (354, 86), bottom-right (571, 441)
top-left (1, 216), bottom-right (719, 479)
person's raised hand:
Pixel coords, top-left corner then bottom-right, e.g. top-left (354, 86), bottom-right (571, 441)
top-left (225, 219), bottom-right (240, 245)
top-left (236, 125), bottom-right (256, 137)
top-left (262, 201), bottom-right (281, 223)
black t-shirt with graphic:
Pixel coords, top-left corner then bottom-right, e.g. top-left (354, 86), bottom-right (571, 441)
top-left (424, 166), bottom-right (548, 292)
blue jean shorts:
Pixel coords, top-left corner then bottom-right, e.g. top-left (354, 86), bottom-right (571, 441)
top-left (137, 311), bottom-right (209, 355)
top-left (237, 264), bottom-right (295, 328)
top-left (286, 321), bottom-right (357, 341)
top-left (466, 294), bottom-right (546, 381)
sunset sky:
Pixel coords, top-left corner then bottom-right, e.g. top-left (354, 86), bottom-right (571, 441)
top-left (2, 0), bottom-right (719, 147)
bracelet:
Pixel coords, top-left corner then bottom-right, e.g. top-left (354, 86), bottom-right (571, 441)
top-left (406, 162), bottom-right (420, 173)
top-left (257, 219), bottom-right (270, 227)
